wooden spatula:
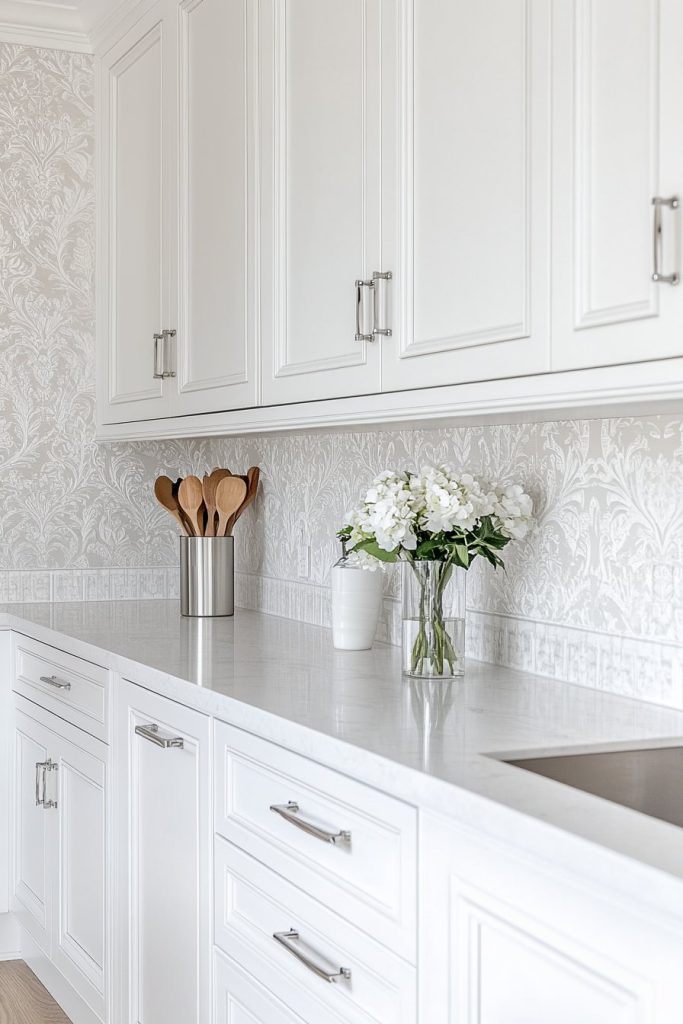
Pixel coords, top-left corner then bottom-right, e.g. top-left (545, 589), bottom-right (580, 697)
top-left (216, 476), bottom-right (247, 537)
top-left (178, 476), bottom-right (205, 537)
top-left (202, 468), bottom-right (231, 537)
top-left (154, 476), bottom-right (190, 535)
top-left (227, 466), bottom-right (260, 534)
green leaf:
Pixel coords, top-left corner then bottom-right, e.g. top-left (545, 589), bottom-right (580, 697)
top-left (351, 538), bottom-right (399, 563)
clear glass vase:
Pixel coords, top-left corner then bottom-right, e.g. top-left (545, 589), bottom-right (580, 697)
top-left (401, 560), bottom-right (466, 678)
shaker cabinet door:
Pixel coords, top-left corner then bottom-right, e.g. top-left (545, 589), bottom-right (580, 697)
top-left (173, 0), bottom-right (258, 415)
top-left (259, 0), bottom-right (382, 404)
top-left (51, 733), bottom-right (107, 1021)
top-left (115, 680), bottom-right (211, 1024)
top-left (97, 2), bottom-right (176, 425)
top-left (381, 0), bottom-right (551, 392)
top-left (13, 710), bottom-right (52, 954)
top-left (551, 0), bottom-right (683, 371)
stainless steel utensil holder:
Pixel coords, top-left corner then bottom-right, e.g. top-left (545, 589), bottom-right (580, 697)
top-left (180, 536), bottom-right (234, 617)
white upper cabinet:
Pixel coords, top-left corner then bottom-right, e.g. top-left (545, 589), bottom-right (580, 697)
top-left (95, 0), bottom-right (683, 436)
top-left (97, 2), bottom-right (172, 424)
top-left (259, 0), bottom-right (382, 404)
top-left (552, 0), bottom-right (683, 371)
top-left (381, 0), bottom-right (551, 392)
top-left (174, 0), bottom-right (258, 414)
top-left (98, 0), bottom-right (258, 426)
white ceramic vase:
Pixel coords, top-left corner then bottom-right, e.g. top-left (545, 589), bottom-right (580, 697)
top-left (331, 564), bottom-right (383, 650)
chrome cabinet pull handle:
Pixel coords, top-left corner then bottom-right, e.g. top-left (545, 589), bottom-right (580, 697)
top-left (371, 270), bottom-right (392, 337)
top-left (355, 279), bottom-right (374, 342)
top-left (652, 196), bottom-right (679, 285)
top-left (273, 930), bottom-right (351, 984)
top-left (153, 330), bottom-right (177, 379)
top-left (43, 760), bottom-right (58, 809)
top-left (135, 723), bottom-right (184, 749)
top-left (35, 761), bottom-right (46, 806)
top-left (269, 801), bottom-right (351, 845)
top-left (40, 674), bottom-right (71, 691)
top-left (153, 332), bottom-right (165, 378)
top-left (36, 761), bottom-right (58, 809)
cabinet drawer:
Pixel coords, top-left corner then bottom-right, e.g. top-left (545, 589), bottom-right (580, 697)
top-left (215, 838), bottom-right (416, 1024)
top-left (214, 722), bottom-right (417, 962)
top-left (13, 633), bottom-right (109, 742)
top-left (214, 947), bottom-right (305, 1024)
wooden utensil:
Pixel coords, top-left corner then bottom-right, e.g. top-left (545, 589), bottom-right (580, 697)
top-left (227, 466), bottom-right (260, 534)
top-left (215, 476), bottom-right (247, 537)
top-left (202, 469), bottom-right (231, 537)
top-left (178, 475), bottom-right (205, 537)
top-left (154, 476), bottom-right (190, 535)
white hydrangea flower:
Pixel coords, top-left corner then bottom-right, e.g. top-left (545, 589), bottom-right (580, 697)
top-left (492, 483), bottom-right (533, 540)
top-left (345, 548), bottom-right (384, 571)
top-left (348, 470), bottom-right (418, 553)
top-left (410, 464), bottom-right (495, 535)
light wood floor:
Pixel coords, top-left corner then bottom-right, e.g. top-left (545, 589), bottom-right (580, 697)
top-left (0, 960), bottom-right (71, 1024)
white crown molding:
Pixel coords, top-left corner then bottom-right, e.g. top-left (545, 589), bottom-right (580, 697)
top-left (0, 0), bottom-right (91, 51)
top-left (0, 0), bottom-right (143, 53)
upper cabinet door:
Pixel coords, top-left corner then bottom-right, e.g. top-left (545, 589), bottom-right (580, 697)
top-left (97, 3), bottom-right (175, 425)
top-left (381, 0), bottom-right (551, 393)
top-left (259, 0), bottom-right (382, 405)
top-left (552, 0), bottom-right (683, 371)
top-left (173, 0), bottom-right (258, 415)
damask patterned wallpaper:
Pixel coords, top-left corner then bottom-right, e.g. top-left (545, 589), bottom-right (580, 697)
top-left (0, 44), bottom-right (681, 703)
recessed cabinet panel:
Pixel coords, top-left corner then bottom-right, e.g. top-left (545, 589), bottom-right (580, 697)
top-left (13, 713), bottom-right (50, 952)
top-left (175, 0), bottom-right (257, 414)
top-left (116, 681), bottom-right (211, 1024)
top-left (420, 813), bottom-right (683, 1023)
top-left (260, 0), bottom-right (382, 403)
top-left (104, 15), bottom-right (167, 419)
top-left (382, 0), bottom-right (551, 391)
top-left (52, 740), bottom-right (106, 1013)
top-left (552, 0), bottom-right (683, 369)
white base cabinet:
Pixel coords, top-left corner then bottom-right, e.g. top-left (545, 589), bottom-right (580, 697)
top-left (13, 700), bottom-right (108, 1022)
top-left (420, 812), bottom-right (683, 1024)
top-left (114, 680), bottom-right (211, 1024)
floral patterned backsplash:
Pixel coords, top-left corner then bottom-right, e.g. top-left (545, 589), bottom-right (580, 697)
top-left (0, 43), bottom-right (682, 702)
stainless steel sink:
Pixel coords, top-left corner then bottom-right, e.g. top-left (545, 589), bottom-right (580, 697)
top-left (506, 745), bottom-right (683, 828)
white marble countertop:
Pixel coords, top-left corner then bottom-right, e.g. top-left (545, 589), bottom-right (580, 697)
top-left (3, 600), bottom-right (683, 921)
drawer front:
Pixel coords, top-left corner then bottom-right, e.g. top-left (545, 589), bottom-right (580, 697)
top-left (214, 722), bottom-right (417, 962)
top-left (214, 947), bottom-right (305, 1024)
top-left (13, 633), bottom-right (109, 742)
top-left (215, 838), bottom-right (416, 1024)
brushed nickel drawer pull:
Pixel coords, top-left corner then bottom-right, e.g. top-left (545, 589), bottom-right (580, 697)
top-left (35, 761), bottom-right (46, 806)
top-left (135, 723), bottom-right (184, 749)
top-left (40, 674), bottom-right (71, 691)
top-left (652, 196), bottom-right (680, 285)
top-left (273, 930), bottom-right (351, 984)
top-left (269, 801), bottom-right (351, 845)
top-left (36, 760), bottom-right (58, 809)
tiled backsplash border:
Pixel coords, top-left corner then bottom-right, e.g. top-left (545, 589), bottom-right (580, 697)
top-left (234, 572), bottom-right (683, 709)
top-left (0, 567), bottom-right (180, 604)
top-left (3, 567), bottom-right (682, 709)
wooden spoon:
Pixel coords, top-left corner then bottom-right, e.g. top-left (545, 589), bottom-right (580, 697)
top-left (154, 476), bottom-right (189, 535)
top-left (178, 476), bottom-right (205, 537)
top-left (202, 469), bottom-right (231, 537)
top-left (227, 466), bottom-right (260, 534)
top-left (215, 476), bottom-right (247, 537)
